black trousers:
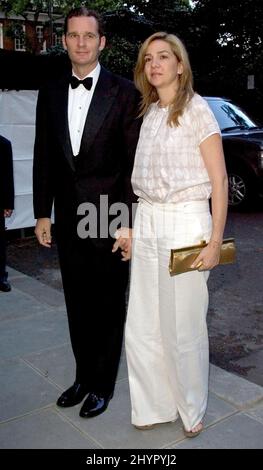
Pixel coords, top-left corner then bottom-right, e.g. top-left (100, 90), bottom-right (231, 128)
top-left (0, 214), bottom-right (7, 280)
top-left (56, 228), bottom-right (129, 394)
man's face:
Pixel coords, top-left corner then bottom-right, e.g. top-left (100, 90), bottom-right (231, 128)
top-left (63, 16), bottom-right (106, 74)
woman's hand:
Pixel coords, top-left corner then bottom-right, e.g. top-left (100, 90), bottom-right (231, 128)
top-left (198, 133), bottom-right (228, 271)
top-left (190, 240), bottom-right (221, 271)
top-left (112, 227), bottom-right (133, 261)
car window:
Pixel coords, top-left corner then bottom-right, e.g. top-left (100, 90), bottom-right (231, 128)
top-left (206, 99), bottom-right (257, 131)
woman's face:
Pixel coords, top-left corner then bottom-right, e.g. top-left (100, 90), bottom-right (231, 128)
top-left (144, 39), bottom-right (183, 91)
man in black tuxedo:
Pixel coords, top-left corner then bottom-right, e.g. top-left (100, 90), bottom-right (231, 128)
top-left (33, 7), bottom-right (141, 418)
top-left (0, 135), bottom-right (14, 293)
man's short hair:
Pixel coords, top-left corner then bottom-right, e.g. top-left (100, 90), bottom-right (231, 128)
top-left (64, 7), bottom-right (105, 36)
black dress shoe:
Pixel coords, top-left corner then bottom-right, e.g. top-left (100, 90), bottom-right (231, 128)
top-left (56, 383), bottom-right (89, 408)
top-left (79, 391), bottom-right (113, 418)
top-left (0, 279), bottom-right (11, 292)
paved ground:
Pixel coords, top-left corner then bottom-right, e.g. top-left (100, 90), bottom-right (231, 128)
top-left (1, 265), bottom-right (263, 451)
top-left (6, 208), bottom-right (263, 387)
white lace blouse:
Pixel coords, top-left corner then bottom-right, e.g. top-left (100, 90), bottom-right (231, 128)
top-left (131, 93), bottom-right (221, 203)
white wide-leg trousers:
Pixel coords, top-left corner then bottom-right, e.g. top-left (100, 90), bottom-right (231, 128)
top-left (125, 200), bottom-right (212, 430)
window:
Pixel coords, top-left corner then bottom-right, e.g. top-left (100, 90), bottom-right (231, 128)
top-left (206, 98), bottom-right (257, 131)
top-left (53, 33), bottom-right (62, 46)
top-left (36, 25), bottom-right (43, 43)
top-left (36, 25), bottom-right (46, 51)
top-left (15, 24), bottom-right (25, 51)
top-left (0, 23), bottom-right (3, 48)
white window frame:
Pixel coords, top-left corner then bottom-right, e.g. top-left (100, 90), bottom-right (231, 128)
top-left (52, 32), bottom-right (62, 46)
top-left (36, 25), bottom-right (43, 42)
top-left (36, 24), bottom-right (46, 51)
top-left (0, 23), bottom-right (3, 49)
top-left (15, 24), bottom-right (26, 51)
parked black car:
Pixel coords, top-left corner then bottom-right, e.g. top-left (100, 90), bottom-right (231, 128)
top-left (205, 97), bottom-right (263, 208)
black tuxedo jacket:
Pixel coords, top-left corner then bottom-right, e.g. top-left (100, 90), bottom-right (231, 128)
top-left (0, 135), bottom-right (14, 211)
top-left (33, 66), bottom-right (141, 240)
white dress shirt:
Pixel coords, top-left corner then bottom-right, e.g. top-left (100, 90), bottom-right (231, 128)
top-left (68, 63), bottom-right (101, 156)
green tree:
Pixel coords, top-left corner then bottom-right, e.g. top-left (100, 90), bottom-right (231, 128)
top-left (130, 0), bottom-right (192, 36)
top-left (105, 0), bottom-right (194, 78)
top-left (192, 0), bottom-right (263, 95)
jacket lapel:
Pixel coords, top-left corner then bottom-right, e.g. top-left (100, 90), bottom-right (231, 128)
top-left (55, 75), bottom-right (76, 172)
top-left (79, 67), bottom-right (119, 156)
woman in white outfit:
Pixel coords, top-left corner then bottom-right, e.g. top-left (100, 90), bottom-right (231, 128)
top-left (113, 32), bottom-right (228, 437)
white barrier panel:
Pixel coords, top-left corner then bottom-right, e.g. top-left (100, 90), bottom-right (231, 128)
top-left (0, 90), bottom-right (38, 229)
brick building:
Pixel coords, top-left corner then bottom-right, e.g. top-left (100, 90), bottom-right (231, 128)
top-left (0, 8), bottom-right (63, 54)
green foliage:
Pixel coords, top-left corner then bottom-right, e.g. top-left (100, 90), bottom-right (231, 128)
top-left (191, 0), bottom-right (263, 91)
top-left (45, 44), bottom-right (66, 55)
top-left (0, 1), bottom-right (124, 16)
top-left (4, 21), bottom-right (24, 38)
top-left (0, 1), bottom-right (45, 16)
top-left (129, 0), bottom-right (191, 33)
top-left (101, 35), bottom-right (140, 78)
top-left (1, 0), bottom-right (263, 116)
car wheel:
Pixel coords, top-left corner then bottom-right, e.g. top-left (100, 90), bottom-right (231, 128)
top-left (228, 171), bottom-right (252, 208)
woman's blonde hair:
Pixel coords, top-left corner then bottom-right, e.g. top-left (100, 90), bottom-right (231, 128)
top-left (134, 32), bottom-right (194, 126)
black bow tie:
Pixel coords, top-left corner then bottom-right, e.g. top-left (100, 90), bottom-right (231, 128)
top-left (70, 76), bottom-right (93, 90)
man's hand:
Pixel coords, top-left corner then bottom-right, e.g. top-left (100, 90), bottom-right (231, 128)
top-left (35, 218), bottom-right (52, 248)
top-left (4, 209), bottom-right (13, 217)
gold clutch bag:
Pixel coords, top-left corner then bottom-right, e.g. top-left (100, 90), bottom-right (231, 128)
top-left (169, 238), bottom-right (236, 276)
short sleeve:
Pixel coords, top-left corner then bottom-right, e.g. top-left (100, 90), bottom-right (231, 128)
top-left (191, 95), bottom-right (221, 145)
